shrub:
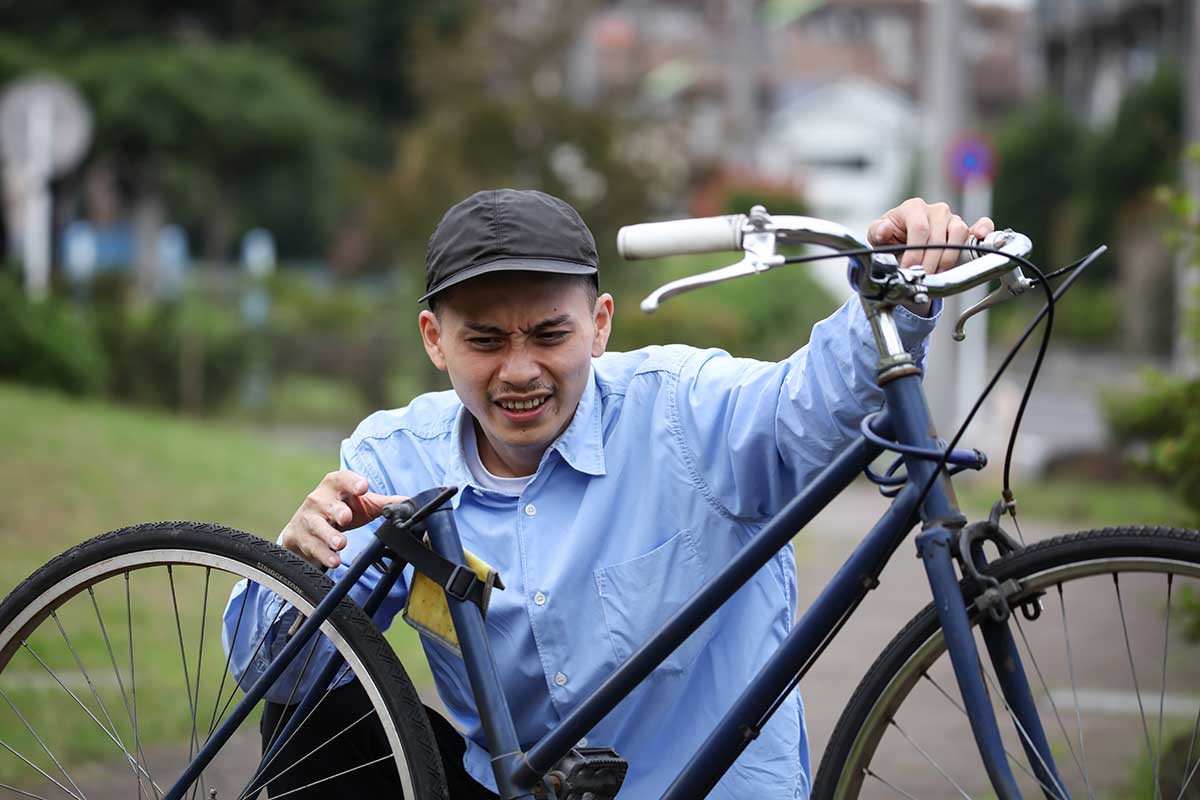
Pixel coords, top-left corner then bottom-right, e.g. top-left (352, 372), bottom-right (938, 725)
top-left (0, 273), bottom-right (106, 395)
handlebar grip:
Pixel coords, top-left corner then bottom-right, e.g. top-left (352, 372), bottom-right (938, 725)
top-left (617, 215), bottom-right (745, 260)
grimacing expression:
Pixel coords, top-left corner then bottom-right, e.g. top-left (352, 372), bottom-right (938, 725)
top-left (418, 272), bottom-right (614, 470)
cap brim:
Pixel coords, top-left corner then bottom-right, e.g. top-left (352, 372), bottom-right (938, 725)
top-left (418, 257), bottom-right (598, 303)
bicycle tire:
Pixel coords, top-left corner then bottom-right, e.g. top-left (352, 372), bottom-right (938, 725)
top-left (0, 520), bottom-right (449, 799)
top-left (812, 526), bottom-right (1200, 800)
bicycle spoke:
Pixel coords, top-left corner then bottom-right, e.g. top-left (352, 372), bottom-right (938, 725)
top-left (1057, 582), bottom-right (1095, 800)
top-left (20, 642), bottom-right (160, 793)
top-left (0, 687), bottom-right (84, 800)
top-left (87, 587), bottom-right (152, 800)
top-left (208, 598), bottom-right (288, 738)
top-left (1155, 574), bottom-right (1172, 800)
top-left (257, 754), bottom-right (392, 800)
top-left (920, 671), bottom-right (1064, 796)
top-left (1011, 613), bottom-right (1086, 790)
top-left (240, 704), bottom-right (375, 799)
top-left (49, 611), bottom-right (137, 787)
top-left (240, 662), bottom-right (354, 794)
top-left (978, 663), bottom-right (1069, 800)
top-left (206, 579), bottom-right (249, 738)
top-left (863, 768), bottom-right (921, 800)
top-left (1180, 700), bottom-right (1200, 800)
top-left (0, 738), bottom-right (84, 800)
top-left (1114, 573), bottom-right (1157, 769)
top-left (0, 781), bottom-right (63, 800)
top-left (263, 624), bottom-right (323, 754)
top-left (167, 567), bottom-right (199, 756)
top-left (886, 718), bottom-right (972, 799)
top-left (247, 630), bottom-right (327, 799)
top-left (127, 572), bottom-right (160, 800)
top-left (187, 568), bottom-right (211, 800)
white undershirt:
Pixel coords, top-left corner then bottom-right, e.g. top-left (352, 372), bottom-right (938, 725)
top-left (461, 414), bottom-right (533, 496)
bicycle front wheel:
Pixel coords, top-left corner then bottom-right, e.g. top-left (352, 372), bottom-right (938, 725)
top-left (814, 526), bottom-right (1200, 800)
top-left (0, 521), bottom-right (448, 799)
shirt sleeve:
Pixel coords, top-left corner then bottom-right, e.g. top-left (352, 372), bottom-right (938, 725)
top-left (671, 296), bottom-right (940, 520)
top-left (221, 437), bottom-right (412, 705)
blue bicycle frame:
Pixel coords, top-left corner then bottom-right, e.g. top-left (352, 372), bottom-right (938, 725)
top-left (164, 305), bottom-right (1067, 800)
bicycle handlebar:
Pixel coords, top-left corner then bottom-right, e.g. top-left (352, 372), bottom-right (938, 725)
top-left (617, 215), bottom-right (744, 260)
top-left (619, 207), bottom-right (1035, 329)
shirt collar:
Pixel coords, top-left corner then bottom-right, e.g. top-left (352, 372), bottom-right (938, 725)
top-left (444, 366), bottom-right (607, 503)
top-left (548, 365), bottom-right (607, 478)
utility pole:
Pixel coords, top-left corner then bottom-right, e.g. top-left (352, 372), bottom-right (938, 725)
top-left (1177, 0), bottom-right (1200, 377)
top-left (921, 0), bottom-right (972, 431)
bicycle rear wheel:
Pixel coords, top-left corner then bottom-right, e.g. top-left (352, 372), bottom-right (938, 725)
top-left (813, 526), bottom-right (1200, 800)
top-left (0, 520), bottom-right (448, 799)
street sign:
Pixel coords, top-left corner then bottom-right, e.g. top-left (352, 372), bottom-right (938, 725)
top-left (947, 134), bottom-right (997, 190)
top-left (0, 74), bottom-right (93, 300)
top-left (0, 75), bottom-right (92, 176)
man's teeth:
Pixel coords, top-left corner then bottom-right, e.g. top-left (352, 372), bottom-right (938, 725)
top-left (499, 397), bottom-right (547, 411)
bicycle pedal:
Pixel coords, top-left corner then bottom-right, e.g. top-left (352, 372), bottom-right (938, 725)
top-left (540, 746), bottom-right (628, 800)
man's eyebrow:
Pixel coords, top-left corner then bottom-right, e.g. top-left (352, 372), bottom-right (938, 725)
top-left (529, 314), bottom-right (572, 330)
top-left (462, 321), bottom-right (507, 336)
top-left (461, 314), bottom-right (573, 336)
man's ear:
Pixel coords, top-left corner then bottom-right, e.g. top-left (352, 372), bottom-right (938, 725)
top-left (418, 310), bottom-right (448, 371)
top-left (591, 293), bottom-right (615, 358)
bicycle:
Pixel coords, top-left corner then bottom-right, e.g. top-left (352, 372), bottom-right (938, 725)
top-left (1, 206), bottom-right (1197, 800)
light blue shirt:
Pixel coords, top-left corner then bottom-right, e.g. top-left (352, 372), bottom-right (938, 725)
top-left (224, 296), bottom-right (938, 799)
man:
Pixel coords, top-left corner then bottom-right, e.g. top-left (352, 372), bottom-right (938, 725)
top-left (225, 188), bottom-right (992, 798)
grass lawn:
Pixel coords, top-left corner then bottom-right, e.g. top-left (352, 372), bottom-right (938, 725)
top-left (0, 381), bottom-right (431, 785)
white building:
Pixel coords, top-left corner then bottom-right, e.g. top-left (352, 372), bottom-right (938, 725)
top-left (756, 76), bottom-right (920, 296)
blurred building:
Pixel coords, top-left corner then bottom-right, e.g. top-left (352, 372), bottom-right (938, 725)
top-left (567, 0), bottom-right (1034, 287)
top-left (1038, 0), bottom-right (1189, 126)
top-left (568, 1), bottom-right (1032, 197)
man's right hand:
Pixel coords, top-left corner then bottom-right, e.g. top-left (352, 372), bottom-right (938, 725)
top-left (281, 470), bottom-right (408, 569)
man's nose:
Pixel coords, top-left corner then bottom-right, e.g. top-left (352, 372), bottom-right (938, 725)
top-left (497, 344), bottom-right (541, 387)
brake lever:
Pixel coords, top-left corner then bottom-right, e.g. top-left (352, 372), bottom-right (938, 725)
top-left (639, 230), bottom-right (784, 313)
top-left (951, 267), bottom-right (1036, 341)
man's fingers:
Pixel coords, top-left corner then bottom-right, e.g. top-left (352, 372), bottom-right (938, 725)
top-left (942, 214), bottom-right (969, 273)
top-left (921, 203), bottom-right (951, 274)
top-left (899, 205), bottom-right (930, 269)
top-left (868, 218), bottom-right (900, 246)
top-left (300, 513), bottom-right (347, 568)
top-left (323, 470), bottom-right (369, 500)
top-left (970, 217), bottom-right (995, 239)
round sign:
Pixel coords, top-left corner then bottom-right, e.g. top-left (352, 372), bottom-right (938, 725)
top-left (0, 74), bottom-right (93, 175)
top-left (947, 134), bottom-right (997, 189)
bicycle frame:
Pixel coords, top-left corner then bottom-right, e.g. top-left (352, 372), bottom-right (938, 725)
top-left (164, 305), bottom-right (1067, 800)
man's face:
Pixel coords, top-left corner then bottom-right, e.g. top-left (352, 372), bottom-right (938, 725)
top-left (418, 272), bottom-right (613, 473)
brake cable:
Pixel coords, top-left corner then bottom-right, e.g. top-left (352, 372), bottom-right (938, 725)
top-left (750, 242), bottom-right (1107, 735)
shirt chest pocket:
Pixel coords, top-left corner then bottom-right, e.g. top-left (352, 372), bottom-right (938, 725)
top-left (593, 528), bottom-right (717, 678)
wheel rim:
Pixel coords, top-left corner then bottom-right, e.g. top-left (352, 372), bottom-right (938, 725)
top-left (832, 555), bottom-right (1200, 799)
top-left (0, 547), bottom-right (416, 800)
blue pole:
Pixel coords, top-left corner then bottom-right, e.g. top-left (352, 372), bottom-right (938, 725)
top-left (422, 509), bottom-right (536, 800)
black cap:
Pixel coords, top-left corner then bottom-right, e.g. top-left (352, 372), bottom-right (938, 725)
top-left (420, 188), bottom-right (599, 303)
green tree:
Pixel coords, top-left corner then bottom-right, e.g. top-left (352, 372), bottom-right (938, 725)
top-left (1105, 147), bottom-right (1200, 522)
top-left (991, 98), bottom-right (1084, 268)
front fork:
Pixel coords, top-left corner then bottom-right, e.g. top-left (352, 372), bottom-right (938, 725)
top-left (870, 299), bottom-right (1068, 799)
top-left (917, 525), bottom-right (1068, 800)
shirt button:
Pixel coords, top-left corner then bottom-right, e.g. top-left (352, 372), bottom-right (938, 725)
top-left (578, 737), bottom-right (589, 748)
top-left (554, 671), bottom-right (567, 687)
top-left (533, 591), bottom-right (547, 606)
top-left (524, 503), bottom-right (537, 517)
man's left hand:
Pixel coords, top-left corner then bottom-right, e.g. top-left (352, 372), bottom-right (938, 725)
top-left (868, 198), bottom-right (994, 275)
